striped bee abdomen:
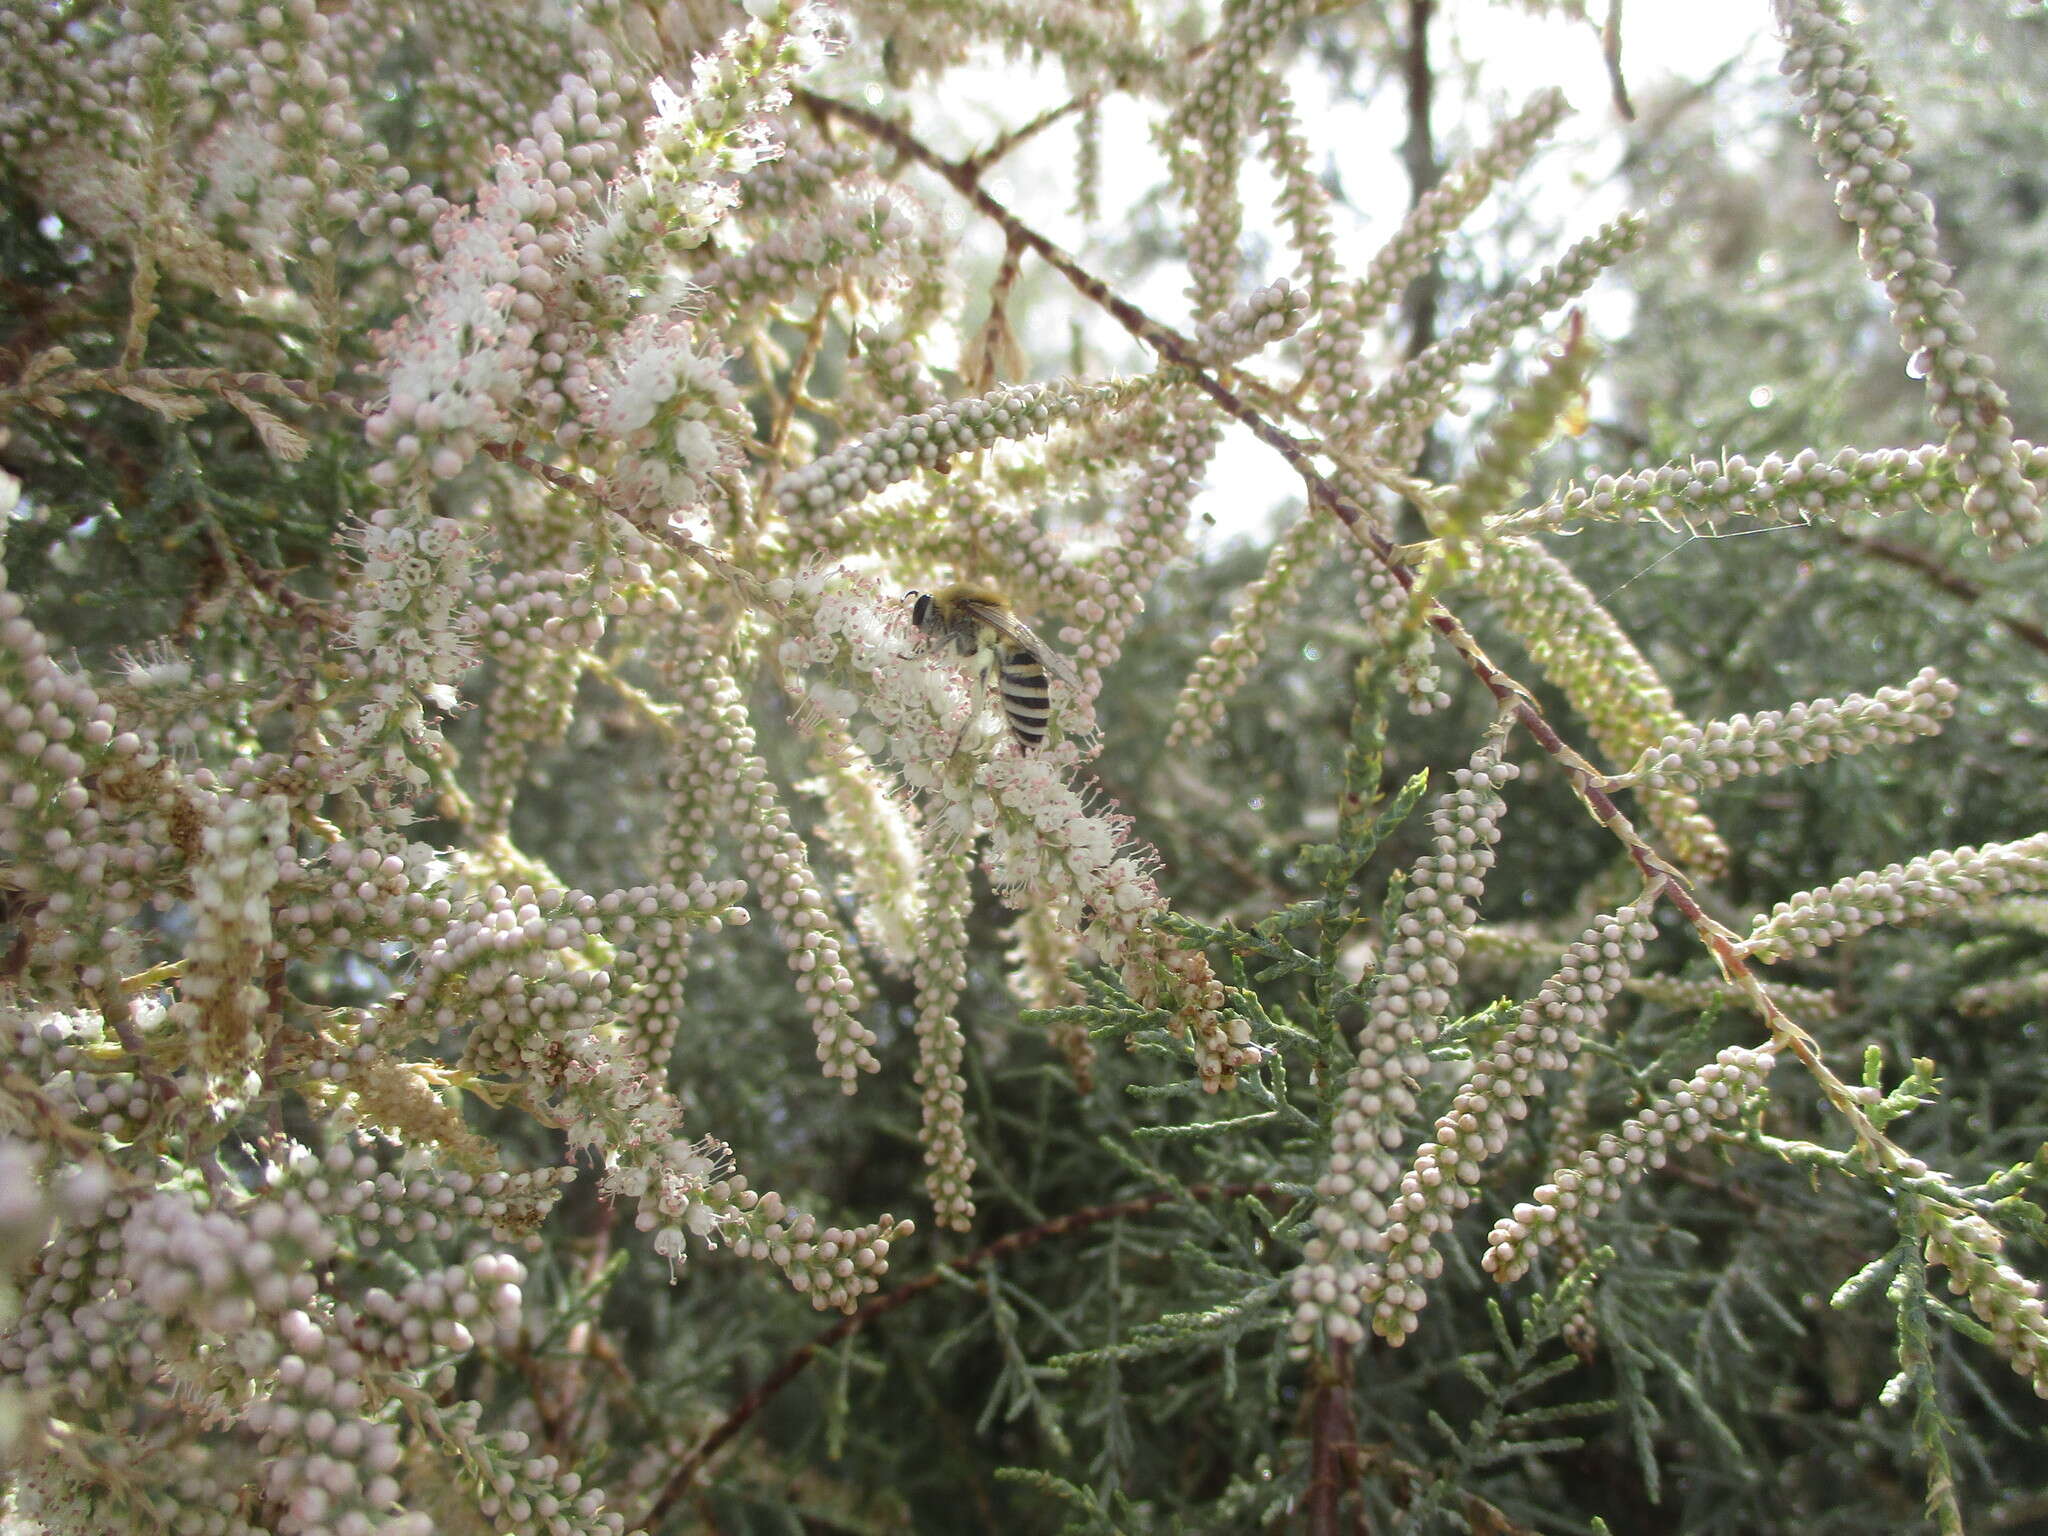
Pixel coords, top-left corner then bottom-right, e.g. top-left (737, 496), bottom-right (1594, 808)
top-left (997, 648), bottom-right (1053, 749)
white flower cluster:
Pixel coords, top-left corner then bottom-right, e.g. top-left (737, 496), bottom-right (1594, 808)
top-left (732, 119), bottom-right (869, 217)
top-left (1775, 0), bottom-right (2041, 553)
top-left (911, 840), bottom-right (976, 1231)
top-left (780, 567), bottom-right (982, 797)
top-left (365, 157), bottom-right (544, 488)
top-left (1482, 1045), bottom-right (1778, 1284)
top-left (1167, 512), bottom-right (1337, 748)
top-left (1362, 215), bottom-right (1646, 455)
top-left (795, 571), bottom-right (1206, 1099)
top-left (337, 509), bottom-right (482, 771)
top-left (773, 379), bottom-right (1125, 538)
top-left (567, 313), bottom-right (744, 511)
top-left (1306, 89), bottom-right (1569, 423)
top-left (980, 752), bottom-right (1164, 959)
top-left (1357, 905), bottom-right (1656, 1343)
top-left (1334, 532), bottom-right (1452, 714)
top-left (1508, 444), bottom-right (1959, 536)
top-left (357, 3), bottom-right (828, 510)
top-left (1473, 536), bottom-right (1725, 874)
top-left (1625, 667), bottom-right (1958, 795)
top-left (1292, 749), bottom-right (1517, 1345)
top-left (1919, 1209), bottom-right (2048, 1397)
top-left (659, 631), bottom-right (881, 1088)
top-left (172, 793), bottom-right (287, 1086)
top-left (1190, 278), bottom-right (1311, 364)
top-left (406, 51), bottom-right (638, 247)
top-left (783, 567), bottom-right (1249, 1091)
top-left (1744, 833), bottom-right (2048, 963)
top-left (574, 1), bottom-right (830, 284)
top-left (802, 736), bottom-right (926, 974)
top-left (979, 756), bottom-right (1255, 1097)
top-left (1068, 400), bottom-right (1220, 693)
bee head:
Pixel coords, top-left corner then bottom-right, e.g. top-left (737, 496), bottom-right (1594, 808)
top-left (908, 590), bottom-right (932, 631)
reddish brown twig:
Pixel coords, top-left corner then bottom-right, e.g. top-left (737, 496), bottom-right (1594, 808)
top-left (1306, 1338), bottom-right (1368, 1535)
top-left (1830, 530), bottom-right (2048, 657)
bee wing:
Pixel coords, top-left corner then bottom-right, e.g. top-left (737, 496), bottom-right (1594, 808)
top-left (1034, 644), bottom-right (1084, 694)
top-left (960, 599), bottom-right (1083, 691)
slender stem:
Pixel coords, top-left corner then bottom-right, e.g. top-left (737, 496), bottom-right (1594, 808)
top-left (959, 86), bottom-right (1103, 176)
top-left (767, 298), bottom-right (834, 461)
top-left (1601, 0), bottom-right (1637, 122)
top-left (1306, 1338), bottom-right (1367, 1535)
top-left (1398, 0), bottom-right (1441, 363)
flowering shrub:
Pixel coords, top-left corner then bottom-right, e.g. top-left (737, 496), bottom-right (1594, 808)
top-left (0, 0), bottom-right (2042, 1531)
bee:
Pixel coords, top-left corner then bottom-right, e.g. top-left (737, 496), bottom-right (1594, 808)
top-left (907, 582), bottom-right (1080, 753)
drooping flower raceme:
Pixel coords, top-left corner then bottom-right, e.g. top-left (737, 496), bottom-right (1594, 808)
top-left (1293, 744), bottom-right (1516, 1346)
top-left (777, 564), bottom-right (1257, 1093)
top-left (1356, 903), bottom-right (1658, 1344)
top-left (1775, 0), bottom-right (2042, 554)
top-left (1482, 1045), bottom-right (1779, 1285)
